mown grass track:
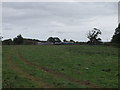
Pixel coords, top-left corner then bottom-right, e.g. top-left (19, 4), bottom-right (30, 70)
top-left (4, 47), bottom-right (55, 88)
top-left (2, 45), bottom-right (119, 88)
top-left (17, 48), bottom-right (101, 88)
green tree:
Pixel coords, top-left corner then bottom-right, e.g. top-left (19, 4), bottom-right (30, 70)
top-left (2, 39), bottom-right (13, 45)
top-left (47, 37), bottom-right (55, 43)
top-left (54, 37), bottom-right (61, 42)
top-left (111, 23), bottom-right (120, 44)
top-left (47, 37), bottom-right (61, 43)
top-left (63, 39), bottom-right (67, 42)
top-left (70, 39), bottom-right (75, 43)
top-left (13, 34), bottom-right (23, 45)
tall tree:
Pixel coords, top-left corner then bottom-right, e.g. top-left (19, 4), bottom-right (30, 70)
top-left (63, 39), bottom-right (67, 42)
top-left (13, 34), bottom-right (23, 45)
top-left (47, 37), bottom-right (61, 43)
top-left (47, 37), bottom-right (55, 43)
top-left (111, 23), bottom-right (120, 44)
top-left (87, 28), bottom-right (102, 44)
top-left (70, 39), bottom-right (75, 43)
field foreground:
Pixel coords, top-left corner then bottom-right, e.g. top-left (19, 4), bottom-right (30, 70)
top-left (2, 45), bottom-right (119, 88)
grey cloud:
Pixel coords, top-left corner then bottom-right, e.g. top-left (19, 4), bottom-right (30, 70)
top-left (0, 3), bottom-right (2, 33)
top-left (3, 2), bottom-right (117, 21)
top-left (118, 2), bottom-right (120, 23)
top-left (2, 2), bottom-right (118, 41)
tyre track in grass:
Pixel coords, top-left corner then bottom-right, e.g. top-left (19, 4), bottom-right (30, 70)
top-left (7, 47), bottom-right (55, 88)
top-left (17, 48), bottom-right (102, 88)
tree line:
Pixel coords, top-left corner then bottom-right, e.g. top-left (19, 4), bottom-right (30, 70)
top-left (2, 35), bottom-right (40, 45)
top-left (1, 23), bottom-right (120, 46)
top-left (2, 35), bottom-right (79, 45)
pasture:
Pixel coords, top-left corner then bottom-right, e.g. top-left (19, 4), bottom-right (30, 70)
top-left (2, 45), bottom-right (119, 88)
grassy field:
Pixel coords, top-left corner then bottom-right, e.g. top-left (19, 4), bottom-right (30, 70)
top-left (0, 46), bottom-right (2, 89)
top-left (2, 45), bottom-right (119, 88)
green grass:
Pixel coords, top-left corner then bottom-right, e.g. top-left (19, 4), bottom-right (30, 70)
top-left (2, 45), bottom-right (119, 88)
top-left (12, 50), bottom-right (85, 88)
top-left (0, 46), bottom-right (2, 89)
top-left (2, 46), bottom-right (38, 88)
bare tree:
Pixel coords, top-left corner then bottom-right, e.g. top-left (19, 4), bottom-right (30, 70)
top-left (87, 28), bottom-right (102, 44)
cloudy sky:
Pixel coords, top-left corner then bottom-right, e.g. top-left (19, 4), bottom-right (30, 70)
top-left (2, 2), bottom-right (118, 42)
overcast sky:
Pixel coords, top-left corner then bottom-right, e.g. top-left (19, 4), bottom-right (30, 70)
top-left (2, 2), bottom-right (118, 42)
